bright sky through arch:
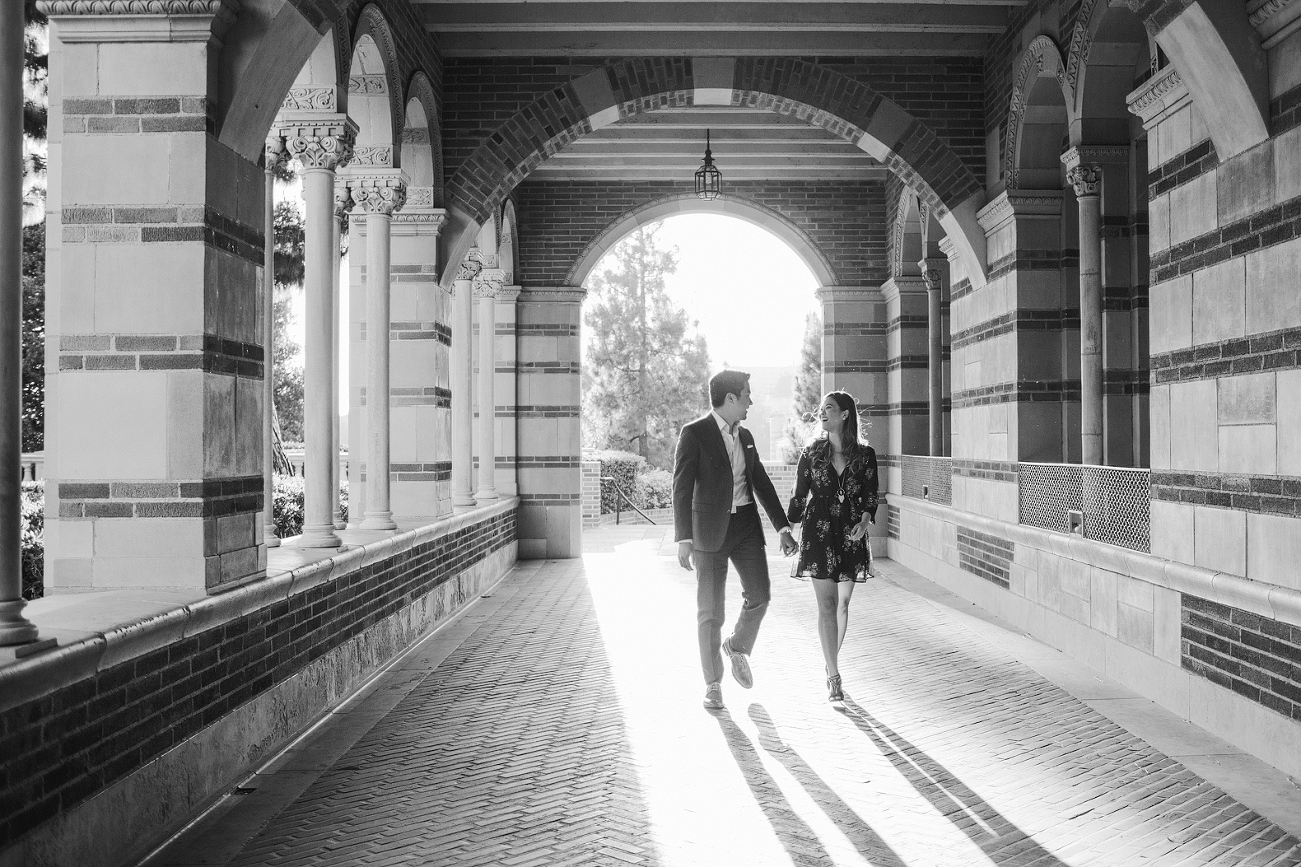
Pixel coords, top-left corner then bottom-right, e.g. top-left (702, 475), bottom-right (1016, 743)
top-left (623, 213), bottom-right (820, 370)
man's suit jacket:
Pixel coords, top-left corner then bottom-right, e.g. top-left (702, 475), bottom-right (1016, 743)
top-left (672, 414), bottom-right (789, 553)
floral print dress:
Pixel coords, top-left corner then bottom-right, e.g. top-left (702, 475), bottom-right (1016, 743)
top-left (786, 439), bottom-right (879, 582)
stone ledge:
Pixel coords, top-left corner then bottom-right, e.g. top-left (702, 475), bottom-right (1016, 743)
top-left (891, 495), bottom-right (1301, 631)
top-left (0, 499), bottom-right (519, 716)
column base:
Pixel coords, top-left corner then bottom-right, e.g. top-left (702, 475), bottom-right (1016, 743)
top-left (332, 512), bottom-right (346, 530)
top-left (264, 522), bottom-right (281, 549)
top-left (475, 490), bottom-right (499, 504)
top-left (298, 525), bottom-right (342, 548)
top-left (361, 512), bottom-right (398, 531)
top-left (0, 601), bottom-right (42, 646)
top-left (453, 502), bottom-right (477, 514)
top-left (0, 636), bottom-right (57, 661)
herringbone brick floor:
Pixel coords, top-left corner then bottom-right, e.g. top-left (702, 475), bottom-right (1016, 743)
top-left (148, 527), bottom-right (1301, 867)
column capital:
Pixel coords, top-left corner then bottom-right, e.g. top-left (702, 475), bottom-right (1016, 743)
top-left (38, 0), bottom-right (239, 43)
top-left (265, 135), bottom-right (288, 173)
top-left (456, 247), bottom-right (485, 284)
top-left (1065, 163), bottom-right (1104, 198)
top-left (919, 257), bottom-right (947, 292)
top-left (346, 170), bottom-right (408, 215)
top-left (333, 182), bottom-right (354, 219)
top-left (279, 114), bottom-right (358, 172)
top-left (474, 268), bottom-right (506, 299)
top-left (976, 189), bottom-right (1063, 235)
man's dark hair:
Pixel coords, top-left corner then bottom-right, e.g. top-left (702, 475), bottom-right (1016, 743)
top-left (709, 369), bottom-right (751, 408)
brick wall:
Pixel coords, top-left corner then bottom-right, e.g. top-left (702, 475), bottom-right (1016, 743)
top-left (0, 508), bottom-right (515, 853)
top-left (1182, 595), bottom-right (1301, 723)
top-left (516, 180), bottom-right (887, 288)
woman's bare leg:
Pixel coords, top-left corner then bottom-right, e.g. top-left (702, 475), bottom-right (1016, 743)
top-left (812, 577), bottom-right (841, 677)
top-left (836, 579), bottom-right (855, 651)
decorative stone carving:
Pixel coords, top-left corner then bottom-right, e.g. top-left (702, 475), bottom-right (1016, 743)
top-left (38, 0), bottom-right (237, 20)
top-left (264, 135), bottom-right (288, 172)
top-left (919, 263), bottom-right (943, 292)
top-left (517, 287), bottom-right (587, 304)
top-left (474, 268), bottom-right (506, 300)
top-left (403, 187), bottom-right (435, 209)
top-left (401, 128), bottom-right (431, 145)
top-left (350, 146), bottom-right (393, 167)
top-left (349, 74), bottom-right (387, 94)
top-left (281, 86), bottom-right (337, 112)
top-left (346, 172), bottom-right (407, 215)
top-left (281, 118), bottom-right (357, 172)
top-left (1064, 0), bottom-right (1102, 100)
top-left (1066, 164), bottom-right (1103, 198)
top-left (456, 247), bottom-right (485, 283)
top-left (37, 0), bottom-right (239, 40)
top-left (1126, 66), bottom-right (1187, 129)
top-left (334, 183), bottom-right (355, 219)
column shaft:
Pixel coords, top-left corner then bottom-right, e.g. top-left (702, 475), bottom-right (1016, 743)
top-left (0, 0), bottom-right (37, 643)
top-left (1075, 184), bottom-right (1104, 466)
top-left (331, 190), bottom-right (346, 530)
top-left (476, 286), bottom-right (499, 502)
top-left (362, 210), bottom-right (397, 529)
top-left (926, 283), bottom-right (944, 456)
top-left (299, 168), bottom-right (341, 547)
top-left (452, 278), bottom-right (476, 510)
top-left (262, 144), bottom-right (281, 548)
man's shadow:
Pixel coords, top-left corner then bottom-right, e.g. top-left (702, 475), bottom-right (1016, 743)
top-left (839, 696), bottom-right (1070, 866)
top-left (713, 707), bottom-right (907, 867)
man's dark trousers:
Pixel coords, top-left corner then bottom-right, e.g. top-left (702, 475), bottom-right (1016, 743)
top-left (695, 502), bottom-right (769, 685)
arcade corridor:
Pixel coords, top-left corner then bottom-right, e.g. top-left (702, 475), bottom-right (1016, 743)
top-left (145, 529), bottom-right (1301, 867)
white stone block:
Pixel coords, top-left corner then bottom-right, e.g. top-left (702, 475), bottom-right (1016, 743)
top-left (1169, 379), bottom-right (1218, 472)
top-left (1158, 104), bottom-right (1192, 164)
top-left (98, 43), bottom-right (209, 95)
top-left (63, 135), bottom-right (171, 204)
top-left (93, 556), bottom-right (206, 589)
top-left (59, 371), bottom-right (169, 479)
top-left (1152, 585), bottom-right (1182, 665)
top-left (1150, 384), bottom-right (1171, 470)
top-left (1169, 170), bottom-right (1217, 246)
top-left (1217, 423), bottom-right (1277, 475)
top-left (1274, 124), bottom-right (1301, 203)
top-left (1218, 372), bottom-right (1276, 425)
top-left (1246, 512), bottom-right (1301, 592)
top-left (1245, 236), bottom-right (1301, 334)
top-left (95, 518), bottom-right (204, 558)
top-left (1089, 568), bottom-right (1119, 637)
top-left (1191, 256), bottom-right (1246, 345)
top-left (1278, 369), bottom-right (1301, 476)
top-left (1193, 505), bottom-right (1247, 577)
top-left (1148, 192), bottom-right (1170, 254)
top-left (1150, 275), bottom-right (1192, 355)
top-left (95, 244), bottom-right (206, 334)
top-left (1151, 499), bottom-right (1195, 564)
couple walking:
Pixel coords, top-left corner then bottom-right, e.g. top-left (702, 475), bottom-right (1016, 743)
top-left (672, 369), bottom-right (880, 709)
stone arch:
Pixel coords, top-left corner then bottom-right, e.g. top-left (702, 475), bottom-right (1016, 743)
top-left (402, 72), bottom-right (444, 203)
top-left (892, 188), bottom-right (923, 279)
top-left (563, 193), bottom-right (838, 289)
top-left (1067, 0), bottom-right (1152, 146)
top-left (441, 57), bottom-right (986, 291)
top-left (348, 6), bottom-right (403, 167)
top-left (1006, 36), bottom-right (1073, 190)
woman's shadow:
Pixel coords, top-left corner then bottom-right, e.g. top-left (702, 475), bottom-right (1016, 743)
top-left (714, 706), bottom-right (908, 866)
top-left (837, 696), bottom-right (1070, 866)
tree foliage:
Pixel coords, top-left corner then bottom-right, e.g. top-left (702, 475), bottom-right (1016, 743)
top-left (21, 225), bottom-right (44, 451)
top-left (582, 223), bottom-right (710, 470)
top-left (272, 201), bottom-right (306, 444)
top-left (779, 310), bottom-right (823, 463)
top-left (23, 2), bottom-right (48, 219)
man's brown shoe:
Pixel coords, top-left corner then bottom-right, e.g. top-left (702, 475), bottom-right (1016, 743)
top-left (722, 636), bottom-right (753, 689)
top-left (703, 682), bottom-right (724, 710)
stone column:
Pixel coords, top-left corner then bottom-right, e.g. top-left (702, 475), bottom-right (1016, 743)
top-left (1064, 153), bottom-right (1105, 466)
top-left (920, 258), bottom-right (949, 456)
top-left (331, 183), bottom-right (351, 530)
top-left (0, 0), bottom-right (40, 645)
top-left (348, 172), bottom-right (407, 531)
top-left (474, 269), bottom-right (504, 503)
top-left (495, 286), bottom-right (522, 497)
top-left (282, 116), bottom-right (356, 548)
top-left (451, 252), bottom-right (482, 512)
top-left (43, 5), bottom-right (271, 591)
top-left (386, 193), bottom-right (449, 520)
top-left (881, 275), bottom-right (930, 463)
top-left (262, 137), bottom-right (285, 549)
top-left (516, 287), bottom-right (585, 558)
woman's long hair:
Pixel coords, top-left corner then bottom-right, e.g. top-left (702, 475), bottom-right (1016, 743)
top-left (809, 390), bottom-right (870, 456)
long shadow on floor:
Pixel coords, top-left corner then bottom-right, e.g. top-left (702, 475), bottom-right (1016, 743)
top-left (746, 704), bottom-right (908, 867)
top-left (840, 697), bottom-right (1070, 867)
top-left (713, 709), bottom-right (848, 866)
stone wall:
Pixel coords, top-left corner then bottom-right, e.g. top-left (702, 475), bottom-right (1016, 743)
top-left (0, 503), bottom-right (517, 867)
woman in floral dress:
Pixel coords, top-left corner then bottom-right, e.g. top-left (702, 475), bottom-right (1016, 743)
top-left (787, 391), bottom-right (879, 702)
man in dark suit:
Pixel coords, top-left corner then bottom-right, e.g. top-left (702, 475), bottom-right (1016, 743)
top-left (673, 369), bottom-right (797, 710)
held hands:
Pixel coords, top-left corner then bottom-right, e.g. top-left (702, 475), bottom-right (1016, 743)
top-left (778, 527), bottom-right (798, 556)
top-left (678, 541), bottom-right (694, 571)
top-left (847, 516), bottom-right (872, 542)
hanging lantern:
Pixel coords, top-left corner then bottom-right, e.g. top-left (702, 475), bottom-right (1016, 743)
top-left (694, 129), bottom-right (722, 201)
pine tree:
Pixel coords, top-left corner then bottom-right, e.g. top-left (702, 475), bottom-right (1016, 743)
top-left (582, 223), bottom-right (710, 470)
top-left (779, 310), bottom-right (823, 462)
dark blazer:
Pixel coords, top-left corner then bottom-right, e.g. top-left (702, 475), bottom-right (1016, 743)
top-left (672, 413), bottom-right (790, 553)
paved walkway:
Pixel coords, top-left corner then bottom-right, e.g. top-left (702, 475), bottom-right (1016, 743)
top-left (145, 527), bottom-right (1301, 867)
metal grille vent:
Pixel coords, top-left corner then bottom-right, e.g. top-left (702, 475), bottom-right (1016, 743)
top-left (1018, 463), bottom-right (1150, 552)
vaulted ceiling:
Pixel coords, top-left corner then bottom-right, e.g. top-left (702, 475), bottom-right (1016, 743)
top-left (415, 1), bottom-right (1023, 182)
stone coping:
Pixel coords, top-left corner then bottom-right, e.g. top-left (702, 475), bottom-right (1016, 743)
top-left (891, 495), bottom-right (1301, 630)
top-left (0, 499), bottom-right (519, 716)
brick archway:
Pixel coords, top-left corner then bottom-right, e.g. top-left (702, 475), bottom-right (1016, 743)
top-left (564, 193), bottom-right (839, 289)
top-left (440, 57), bottom-right (988, 290)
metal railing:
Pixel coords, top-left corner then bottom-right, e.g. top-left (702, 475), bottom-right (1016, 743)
top-left (600, 476), bottom-right (657, 525)
top-left (900, 455), bottom-right (952, 505)
top-left (1018, 462), bottom-right (1150, 552)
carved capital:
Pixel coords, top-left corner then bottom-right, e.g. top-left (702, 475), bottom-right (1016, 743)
top-left (281, 86), bottom-right (338, 112)
top-left (1066, 164), bottom-right (1103, 198)
top-left (346, 171), bottom-right (408, 215)
top-left (264, 135), bottom-right (287, 173)
top-left (919, 258), bottom-right (946, 292)
top-left (474, 268), bottom-right (506, 300)
top-left (280, 116), bottom-right (358, 172)
top-left (334, 183), bottom-right (355, 219)
top-left (456, 247), bottom-right (485, 283)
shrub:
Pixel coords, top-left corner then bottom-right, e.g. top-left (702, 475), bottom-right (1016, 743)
top-left (272, 475), bottom-right (349, 539)
top-left (20, 481), bottom-right (43, 600)
top-left (589, 449), bottom-right (646, 513)
top-left (636, 468), bottom-right (673, 509)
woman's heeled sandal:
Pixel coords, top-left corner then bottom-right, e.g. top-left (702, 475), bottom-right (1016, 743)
top-left (827, 674), bottom-right (844, 702)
